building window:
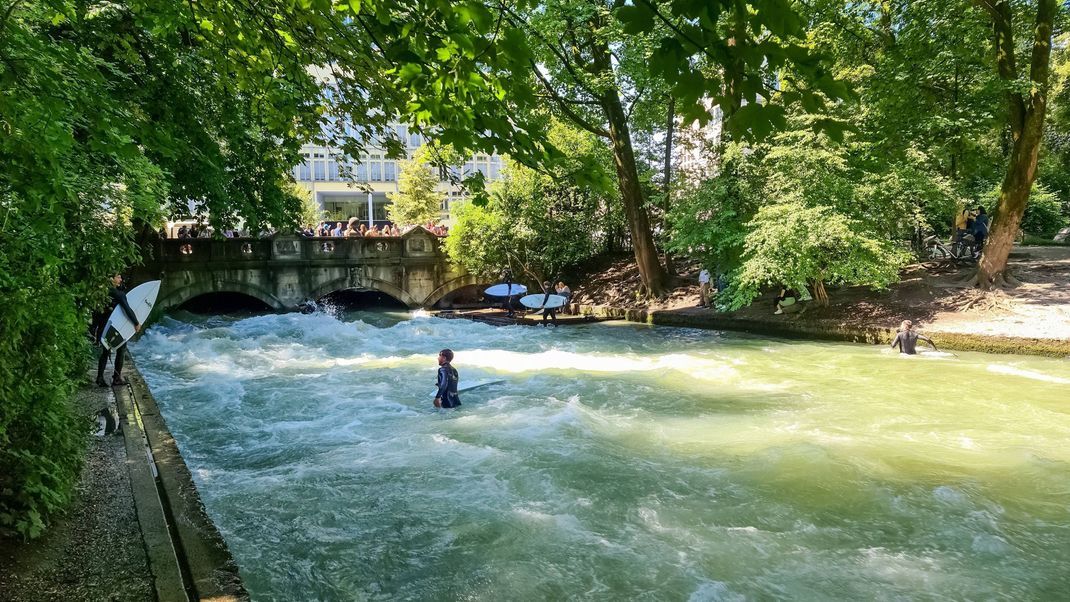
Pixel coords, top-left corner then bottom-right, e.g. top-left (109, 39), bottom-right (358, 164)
top-left (384, 161), bottom-right (396, 182)
top-left (371, 161), bottom-right (382, 181)
top-left (314, 161), bottom-right (326, 181)
top-left (355, 162), bottom-right (367, 181)
top-left (409, 132), bottom-right (422, 148)
top-left (489, 162), bottom-right (499, 180)
top-left (328, 160), bottom-right (340, 181)
top-left (477, 163), bottom-right (488, 178)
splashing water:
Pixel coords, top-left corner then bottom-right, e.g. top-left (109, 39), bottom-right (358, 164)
top-left (132, 311), bottom-right (1070, 600)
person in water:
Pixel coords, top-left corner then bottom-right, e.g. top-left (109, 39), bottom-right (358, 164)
top-left (434, 348), bottom-right (461, 409)
top-left (93, 274), bottom-right (141, 387)
top-left (890, 320), bottom-right (938, 355)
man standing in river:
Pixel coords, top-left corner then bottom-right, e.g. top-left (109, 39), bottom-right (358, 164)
top-left (891, 320), bottom-right (938, 355)
top-left (434, 349), bottom-right (461, 409)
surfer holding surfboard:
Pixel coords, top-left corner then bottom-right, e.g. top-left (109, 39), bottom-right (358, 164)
top-left (94, 274), bottom-right (141, 387)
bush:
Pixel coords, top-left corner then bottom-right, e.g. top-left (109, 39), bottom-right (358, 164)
top-left (1021, 186), bottom-right (1068, 234)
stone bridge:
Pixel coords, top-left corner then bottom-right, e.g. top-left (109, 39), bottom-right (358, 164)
top-left (133, 227), bottom-right (479, 314)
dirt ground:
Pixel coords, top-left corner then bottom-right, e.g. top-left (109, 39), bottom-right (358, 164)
top-left (0, 371), bottom-right (155, 602)
top-left (571, 246), bottom-right (1070, 340)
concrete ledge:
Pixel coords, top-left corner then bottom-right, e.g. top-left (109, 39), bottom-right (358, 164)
top-left (575, 304), bottom-right (1070, 357)
top-left (124, 360), bottom-right (250, 602)
top-left (113, 385), bottom-right (188, 602)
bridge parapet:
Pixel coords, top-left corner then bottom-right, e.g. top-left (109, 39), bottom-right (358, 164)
top-left (135, 228), bottom-right (478, 314)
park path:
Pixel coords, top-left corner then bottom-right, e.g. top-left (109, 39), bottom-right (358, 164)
top-left (0, 371), bottom-right (157, 602)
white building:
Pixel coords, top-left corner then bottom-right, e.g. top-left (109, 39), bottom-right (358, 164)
top-left (291, 123), bottom-right (505, 225)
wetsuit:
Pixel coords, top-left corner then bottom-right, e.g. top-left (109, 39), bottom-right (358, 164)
top-left (436, 363), bottom-right (461, 408)
top-left (95, 286), bottom-right (139, 384)
top-left (541, 290), bottom-right (557, 327)
top-left (891, 330), bottom-right (935, 355)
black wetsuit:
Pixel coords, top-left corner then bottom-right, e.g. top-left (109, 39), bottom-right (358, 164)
top-left (95, 286), bottom-right (138, 383)
top-left (541, 290), bottom-right (558, 326)
top-left (891, 330), bottom-right (934, 355)
top-left (436, 363), bottom-right (461, 408)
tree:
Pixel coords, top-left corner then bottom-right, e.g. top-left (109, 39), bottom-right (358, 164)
top-left (290, 182), bottom-right (323, 228)
top-left (972, 0), bottom-right (1059, 288)
top-left (445, 121), bottom-right (616, 281)
top-left (728, 203), bottom-right (909, 308)
top-left (388, 146), bottom-right (445, 226)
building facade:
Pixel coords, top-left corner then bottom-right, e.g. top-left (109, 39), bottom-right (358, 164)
top-left (291, 123), bottom-right (505, 225)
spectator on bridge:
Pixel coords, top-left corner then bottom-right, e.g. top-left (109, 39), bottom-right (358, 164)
top-left (331, 221), bottom-right (345, 237)
top-left (345, 218), bottom-right (362, 238)
top-left (177, 225), bottom-right (190, 239)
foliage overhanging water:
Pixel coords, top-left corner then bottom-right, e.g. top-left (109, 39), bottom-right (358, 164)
top-left (132, 311), bottom-right (1070, 600)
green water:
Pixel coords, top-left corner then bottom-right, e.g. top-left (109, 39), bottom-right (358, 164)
top-left (132, 312), bottom-right (1070, 600)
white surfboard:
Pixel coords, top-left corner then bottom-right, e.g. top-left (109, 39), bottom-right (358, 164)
top-left (519, 293), bottom-right (567, 310)
top-left (100, 280), bottom-right (160, 350)
top-left (484, 283), bottom-right (527, 297)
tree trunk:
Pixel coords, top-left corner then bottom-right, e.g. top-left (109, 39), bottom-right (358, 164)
top-left (662, 95), bottom-right (675, 276)
top-left (811, 278), bottom-right (829, 307)
top-left (974, 0), bottom-right (1056, 288)
top-left (590, 38), bottom-right (667, 296)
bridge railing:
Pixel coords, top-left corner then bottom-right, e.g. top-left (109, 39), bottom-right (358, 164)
top-left (147, 235), bottom-right (443, 263)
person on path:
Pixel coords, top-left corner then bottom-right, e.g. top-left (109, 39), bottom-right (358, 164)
top-left (698, 268), bottom-right (711, 308)
top-left (502, 268), bottom-right (516, 318)
top-left (972, 207), bottom-right (990, 248)
top-left (434, 349), bottom-right (461, 409)
top-left (890, 320), bottom-right (938, 355)
top-left (540, 281), bottom-right (558, 327)
top-left (93, 274), bottom-right (141, 387)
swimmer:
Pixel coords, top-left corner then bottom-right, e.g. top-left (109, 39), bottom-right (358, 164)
top-left (434, 348), bottom-right (461, 409)
top-left (890, 320), bottom-right (938, 355)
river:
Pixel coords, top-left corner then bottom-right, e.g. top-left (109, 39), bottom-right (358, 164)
top-left (131, 311), bottom-right (1070, 600)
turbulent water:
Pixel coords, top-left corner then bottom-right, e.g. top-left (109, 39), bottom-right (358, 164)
top-left (131, 311), bottom-right (1070, 601)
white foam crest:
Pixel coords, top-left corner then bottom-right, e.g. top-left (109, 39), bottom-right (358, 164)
top-left (459, 349), bottom-right (738, 381)
top-left (986, 364), bottom-right (1070, 384)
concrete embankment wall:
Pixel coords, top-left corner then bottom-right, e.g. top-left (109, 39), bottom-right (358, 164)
top-left (119, 360), bottom-right (250, 601)
top-left (575, 304), bottom-right (1070, 357)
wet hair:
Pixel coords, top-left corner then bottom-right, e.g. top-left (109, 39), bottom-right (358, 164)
top-left (977, 207), bottom-right (986, 214)
top-left (439, 348), bottom-right (454, 362)
top-left (900, 319), bottom-right (913, 331)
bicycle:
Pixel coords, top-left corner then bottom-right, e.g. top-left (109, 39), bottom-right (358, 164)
top-left (924, 233), bottom-right (980, 263)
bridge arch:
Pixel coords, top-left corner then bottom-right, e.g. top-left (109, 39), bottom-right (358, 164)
top-left (421, 274), bottom-right (485, 308)
top-left (307, 276), bottom-right (420, 308)
top-left (154, 280), bottom-right (288, 315)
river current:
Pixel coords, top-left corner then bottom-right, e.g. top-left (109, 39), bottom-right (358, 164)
top-left (131, 311), bottom-right (1070, 601)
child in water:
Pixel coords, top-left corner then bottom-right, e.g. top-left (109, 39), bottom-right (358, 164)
top-left (434, 348), bottom-right (461, 409)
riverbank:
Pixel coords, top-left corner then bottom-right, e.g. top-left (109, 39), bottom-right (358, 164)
top-left (0, 361), bottom-right (248, 602)
top-left (0, 369), bottom-right (161, 602)
top-left (570, 246), bottom-right (1070, 357)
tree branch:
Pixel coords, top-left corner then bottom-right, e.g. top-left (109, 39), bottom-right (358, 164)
top-left (530, 60), bottom-right (610, 138)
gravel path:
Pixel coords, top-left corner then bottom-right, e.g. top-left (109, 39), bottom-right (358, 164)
top-left (0, 373), bottom-right (155, 602)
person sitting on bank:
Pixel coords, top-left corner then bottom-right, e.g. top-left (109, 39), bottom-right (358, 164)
top-left (434, 348), bottom-right (461, 409)
top-left (345, 218), bottom-right (362, 238)
top-left (93, 274), bottom-right (141, 387)
top-left (890, 320), bottom-right (938, 355)
top-left (555, 281), bottom-right (572, 314)
top-left (773, 287), bottom-right (799, 315)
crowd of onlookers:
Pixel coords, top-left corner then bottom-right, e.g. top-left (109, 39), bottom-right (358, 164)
top-left (159, 219), bottom-right (448, 239)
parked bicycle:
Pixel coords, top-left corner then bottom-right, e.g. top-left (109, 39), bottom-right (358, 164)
top-left (924, 232), bottom-right (981, 263)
